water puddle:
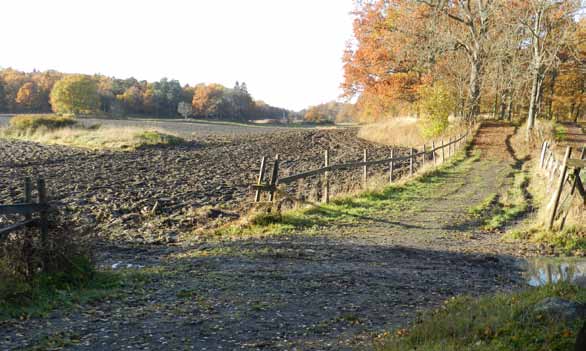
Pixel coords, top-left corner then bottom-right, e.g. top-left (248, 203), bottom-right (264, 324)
top-left (111, 261), bottom-right (145, 270)
top-left (520, 257), bottom-right (586, 287)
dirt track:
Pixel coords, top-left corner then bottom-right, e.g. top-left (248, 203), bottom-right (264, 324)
top-left (0, 123), bottom-right (535, 350)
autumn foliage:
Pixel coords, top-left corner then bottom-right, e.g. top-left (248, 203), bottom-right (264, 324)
top-left (0, 69), bottom-right (289, 121)
top-left (343, 0), bottom-right (586, 126)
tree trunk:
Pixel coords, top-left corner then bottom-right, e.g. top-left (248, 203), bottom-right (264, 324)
top-left (493, 90), bottom-right (499, 119)
top-left (467, 58), bottom-right (482, 121)
top-left (527, 72), bottom-right (540, 131)
top-left (547, 70), bottom-right (558, 120)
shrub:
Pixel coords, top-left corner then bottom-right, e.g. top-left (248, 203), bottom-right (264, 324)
top-left (0, 210), bottom-right (95, 318)
top-left (418, 83), bottom-right (455, 138)
top-left (8, 114), bottom-right (77, 131)
top-left (135, 130), bottom-right (185, 146)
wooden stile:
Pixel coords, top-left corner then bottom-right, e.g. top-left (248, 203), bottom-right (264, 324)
top-left (324, 150), bottom-right (330, 203)
top-left (254, 156), bottom-right (267, 202)
top-left (363, 149), bottom-right (368, 187)
top-left (389, 149), bottom-right (394, 183)
top-left (268, 155), bottom-right (280, 202)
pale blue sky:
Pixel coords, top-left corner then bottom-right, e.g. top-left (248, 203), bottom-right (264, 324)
top-left (1, 0), bottom-right (355, 111)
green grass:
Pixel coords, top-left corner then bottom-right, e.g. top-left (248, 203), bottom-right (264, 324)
top-left (215, 150), bottom-right (476, 237)
top-left (376, 283), bottom-right (586, 351)
top-left (505, 225), bottom-right (586, 255)
top-left (0, 261), bottom-right (160, 320)
top-left (554, 123), bottom-right (568, 141)
top-left (468, 170), bottom-right (529, 231)
top-left (0, 271), bottom-right (120, 320)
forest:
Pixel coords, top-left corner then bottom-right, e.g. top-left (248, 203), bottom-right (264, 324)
top-left (343, 0), bottom-right (586, 132)
top-left (0, 68), bottom-right (291, 121)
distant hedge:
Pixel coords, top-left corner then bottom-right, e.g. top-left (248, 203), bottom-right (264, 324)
top-left (9, 114), bottom-right (77, 131)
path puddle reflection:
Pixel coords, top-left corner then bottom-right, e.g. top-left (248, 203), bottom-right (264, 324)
top-left (521, 257), bottom-right (586, 287)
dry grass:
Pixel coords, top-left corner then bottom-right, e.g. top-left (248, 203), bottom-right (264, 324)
top-left (357, 117), bottom-right (467, 147)
top-left (1, 124), bottom-right (184, 150)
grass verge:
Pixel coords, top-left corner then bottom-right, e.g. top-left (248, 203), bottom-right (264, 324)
top-left (469, 170), bottom-right (530, 231)
top-left (505, 225), bottom-right (586, 255)
top-left (376, 283), bottom-right (586, 351)
top-left (1, 114), bottom-right (185, 150)
top-left (0, 267), bottom-right (158, 320)
top-left (215, 148), bottom-right (476, 238)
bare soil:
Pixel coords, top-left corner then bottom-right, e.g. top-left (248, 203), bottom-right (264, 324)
top-left (0, 123), bottom-right (538, 350)
top-left (0, 125), bottom-right (407, 243)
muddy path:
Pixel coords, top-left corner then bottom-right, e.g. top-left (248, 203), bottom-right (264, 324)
top-left (0, 123), bottom-right (534, 350)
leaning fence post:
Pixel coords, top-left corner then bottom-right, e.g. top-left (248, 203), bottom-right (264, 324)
top-left (254, 156), bottom-right (267, 202)
top-left (409, 148), bottom-right (414, 176)
top-left (268, 155), bottom-right (280, 202)
top-left (324, 150), bottom-right (330, 203)
top-left (441, 139), bottom-right (445, 163)
top-left (389, 149), bottom-right (394, 183)
top-left (24, 177), bottom-right (32, 221)
top-left (37, 178), bottom-right (49, 271)
top-left (548, 147), bottom-right (572, 230)
top-left (363, 149), bottom-right (368, 187)
top-left (540, 141), bottom-right (548, 169)
top-left (432, 141), bottom-right (436, 166)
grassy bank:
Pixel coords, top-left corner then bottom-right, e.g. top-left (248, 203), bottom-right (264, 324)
top-left (376, 283), bottom-right (585, 351)
top-left (1, 114), bottom-right (185, 150)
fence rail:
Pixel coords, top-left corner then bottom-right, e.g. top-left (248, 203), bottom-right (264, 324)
top-left (0, 177), bottom-right (49, 242)
top-left (253, 131), bottom-right (470, 204)
top-left (539, 141), bottom-right (586, 230)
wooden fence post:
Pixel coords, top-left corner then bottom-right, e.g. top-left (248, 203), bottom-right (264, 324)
top-left (324, 150), bottom-right (330, 203)
top-left (37, 177), bottom-right (49, 270)
top-left (24, 177), bottom-right (32, 221)
top-left (548, 147), bottom-right (572, 230)
top-left (389, 149), bottom-right (394, 183)
top-left (254, 156), bottom-right (267, 202)
top-left (363, 149), bottom-right (368, 187)
top-left (540, 141), bottom-right (548, 169)
top-left (409, 148), bottom-right (414, 176)
top-left (441, 139), bottom-right (445, 163)
top-left (432, 141), bottom-right (436, 166)
top-left (422, 144), bottom-right (427, 166)
top-left (268, 155), bottom-right (280, 202)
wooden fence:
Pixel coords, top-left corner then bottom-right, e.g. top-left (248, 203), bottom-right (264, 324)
top-left (539, 141), bottom-right (586, 229)
top-left (0, 177), bottom-right (50, 248)
top-left (253, 131), bottom-right (470, 204)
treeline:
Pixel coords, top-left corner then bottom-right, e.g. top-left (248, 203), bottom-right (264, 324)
top-left (0, 68), bottom-right (290, 121)
top-left (343, 0), bottom-right (586, 132)
top-left (302, 101), bottom-right (355, 124)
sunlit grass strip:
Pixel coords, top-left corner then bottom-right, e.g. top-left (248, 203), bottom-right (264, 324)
top-left (214, 148), bottom-right (477, 238)
top-left (375, 283), bottom-right (585, 351)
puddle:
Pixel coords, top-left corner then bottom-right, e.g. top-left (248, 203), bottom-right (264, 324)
top-left (102, 261), bottom-right (145, 270)
top-left (520, 257), bottom-right (586, 287)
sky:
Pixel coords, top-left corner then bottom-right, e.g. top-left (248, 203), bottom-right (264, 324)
top-left (0, 0), bottom-right (355, 111)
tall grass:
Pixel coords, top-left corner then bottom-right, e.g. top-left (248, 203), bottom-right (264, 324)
top-left (1, 115), bottom-right (184, 150)
top-left (358, 117), bottom-right (467, 147)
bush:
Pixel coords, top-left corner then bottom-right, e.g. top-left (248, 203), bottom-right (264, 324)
top-left (418, 83), bottom-right (455, 138)
top-left (0, 210), bottom-right (95, 318)
top-left (8, 114), bottom-right (77, 131)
